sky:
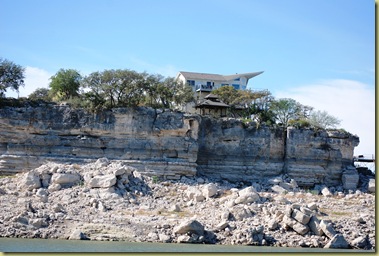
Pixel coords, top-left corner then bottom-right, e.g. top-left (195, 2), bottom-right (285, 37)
top-left (0, 0), bottom-right (375, 159)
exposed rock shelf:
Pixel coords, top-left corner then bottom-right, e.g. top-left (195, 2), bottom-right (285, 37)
top-left (0, 104), bottom-right (360, 188)
top-left (0, 159), bottom-right (375, 250)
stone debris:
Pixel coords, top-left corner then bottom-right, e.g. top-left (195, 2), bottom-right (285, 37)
top-left (0, 159), bottom-right (375, 250)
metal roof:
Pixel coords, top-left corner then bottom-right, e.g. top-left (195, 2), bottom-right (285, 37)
top-left (178, 71), bottom-right (263, 82)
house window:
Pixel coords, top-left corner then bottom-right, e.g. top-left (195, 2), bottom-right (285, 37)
top-left (232, 84), bottom-right (240, 89)
top-left (221, 83), bottom-right (229, 87)
top-left (187, 80), bottom-right (195, 86)
top-left (234, 78), bottom-right (240, 81)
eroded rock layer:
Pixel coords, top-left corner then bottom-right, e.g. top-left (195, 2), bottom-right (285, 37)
top-left (0, 104), bottom-right (359, 187)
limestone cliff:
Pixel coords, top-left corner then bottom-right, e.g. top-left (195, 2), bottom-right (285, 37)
top-left (0, 104), bottom-right (200, 179)
top-left (0, 104), bottom-right (359, 187)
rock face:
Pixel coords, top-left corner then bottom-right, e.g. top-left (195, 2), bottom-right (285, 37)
top-left (0, 105), bottom-right (360, 188)
top-left (0, 106), bottom-right (199, 179)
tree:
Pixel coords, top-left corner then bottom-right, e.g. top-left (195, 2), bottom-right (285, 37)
top-left (309, 110), bottom-right (341, 129)
top-left (271, 98), bottom-right (312, 128)
top-left (28, 87), bottom-right (51, 101)
top-left (81, 69), bottom-right (146, 109)
top-left (49, 69), bottom-right (81, 101)
top-left (212, 85), bottom-right (239, 105)
top-left (0, 58), bottom-right (25, 97)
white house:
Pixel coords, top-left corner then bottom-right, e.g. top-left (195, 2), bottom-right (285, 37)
top-left (175, 71), bottom-right (264, 113)
top-left (175, 71), bottom-right (264, 92)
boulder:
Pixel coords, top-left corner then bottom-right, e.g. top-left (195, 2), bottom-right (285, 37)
top-left (267, 219), bottom-right (278, 230)
top-left (21, 171), bottom-right (41, 191)
top-left (292, 222), bottom-right (310, 235)
top-left (36, 188), bottom-right (48, 197)
top-left (271, 185), bottom-right (287, 194)
top-left (282, 215), bottom-right (297, 229)
top-left (299, 206), bottom-right (313, 216)
top-left (268, 176), bottom-right (282, 185)
top-left (48, 183), bottom-right (61, 192)
top-left (158, 234), bottom-right (171, 243)
top-left (29, 218), bottom-right (48, 228)
top-left (321, 187), bottom-right (333, 197)
top-left (319, 220), bottom-right (336, 239)
top-left (202, 183), bottom-right (218, 198)
top-left (308, 215), bottom-right (324, 236)
top-left (291, 209), bottom-right (311, 225)
top-left (186, 187), bottom-right (205, 202)
top-left (88, 174), bottom-right (117, 188)
top-left (173, 219), bottom-right (205, 236)
top-left (113, 166), bottom-right (126, 176)
top-left (234, 186), bottom-right (260, 204)
top-left (230, 206), bottom-right (253, 221)
top-left (307, 202), bottom-right (318, 211)
top-left (351, 236), bottom-right (368, 249)
top-left (324, 234), bottom-right (350, 249)
top-left (68, 230), bottom-right (89, 240)
top-left (51, 173), bottom-right (80, 185)
top-left (216, 221), bottom-right (229, 231)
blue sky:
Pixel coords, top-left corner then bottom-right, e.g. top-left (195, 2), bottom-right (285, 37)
top-left (0, 0), bottom-right (375, 158)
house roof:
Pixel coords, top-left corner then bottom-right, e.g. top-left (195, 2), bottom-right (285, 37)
top-left (178, 71), bottom-right (264, 82)
top-left (204, 93), bottom-right (219, 99)
top-left (195, 99), bottom-right (230, 109)
top-left (195, 94), bottom-right (230, 109)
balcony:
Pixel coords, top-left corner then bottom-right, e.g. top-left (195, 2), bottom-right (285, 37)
top-left (195, 84), bottom-right (213, 92)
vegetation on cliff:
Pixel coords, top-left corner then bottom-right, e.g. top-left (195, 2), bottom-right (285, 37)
top-left (0, 57), bottom-right (341, 131)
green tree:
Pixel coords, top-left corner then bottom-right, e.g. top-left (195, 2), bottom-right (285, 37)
top-left (271, 98), bottom-right (312, 128)
top-left (28, 87), bottom-right (52, 101)
top-left (309, 110), bottom-right (341, 129)
top-left (49, 69), bottom-right (81, 101)
top-left (81, 69), bottom-right (145, 109)
top-left (212, 85), bottom-right (239, 105)
top-left (0, 58), bottom-right (25, 97)
top-left (172, 80), bottom-right (194, 108)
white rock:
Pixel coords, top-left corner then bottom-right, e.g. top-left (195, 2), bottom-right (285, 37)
top-left (307, 202), bottom-right (318, 211)
top-left (267, 219), bottom-right (278, 230)
top-left (113, 166), bottom-right (126, 176)
top-left (321, 187), bottom-right (333, 197)
top-left (158, 234), bottom-right (171, 243)
top-left (319, 220), bottom-right (336, 239)
top-left (88, 174), bottom-right (117, 188)
top-left (51, 173), bottom-right (80, 185)
top-left (48, 183), bottom-right (61, 192)
top-left (291, 209), bottom-right (311, 225)
top-left (271, 185), bottom-right (287, 194)
top-left (292, 222), bottom-right (309, 235)
top-left (21, 171), bottom-right (41, 191)
top-left (324, 234), bottom-right (350, 249)
top-left (173, 219), bottom-right (204, 235)
top-left (29, 218), bottom-right (48, 228)
top-left (69, 230), bottom-right (88, 240)
top-left (268, 176), bottom-right (282, 185)
top-left (202, 183), bottom-right (218, 198)
top-left (234, 186), bottom-right (260, 204)
top-left (308, 215), bottom-right (324, 236)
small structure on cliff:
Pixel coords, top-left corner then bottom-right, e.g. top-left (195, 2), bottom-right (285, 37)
top-left (195, 94), bottom-right (229, 117)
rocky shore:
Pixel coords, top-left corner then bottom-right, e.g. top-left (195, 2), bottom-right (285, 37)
top-left (0, 158), bottom-right (375, 250)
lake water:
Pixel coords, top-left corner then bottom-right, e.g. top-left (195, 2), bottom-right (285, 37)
top-left (0, 238), bottom-right (370, 253)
